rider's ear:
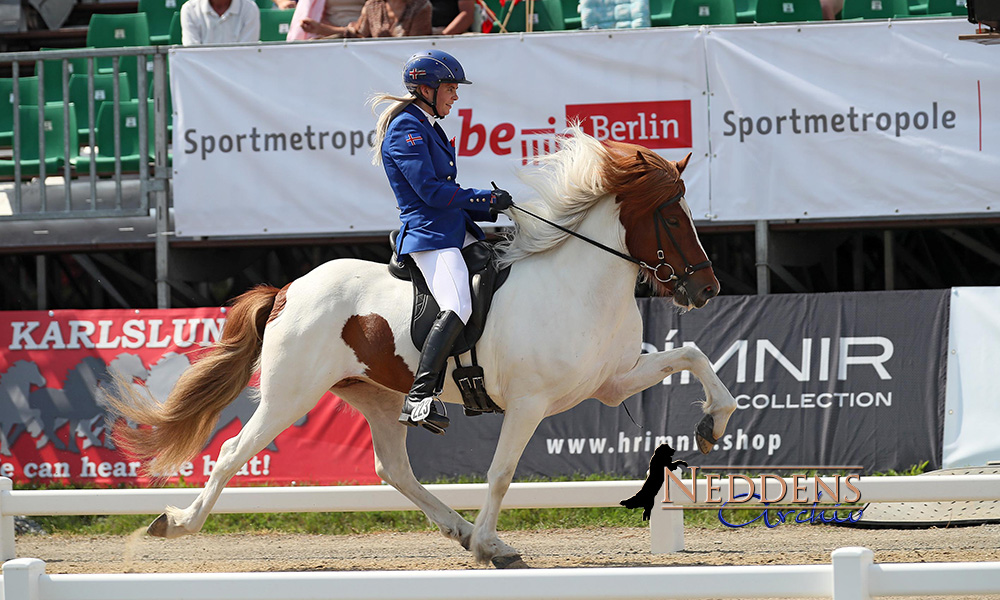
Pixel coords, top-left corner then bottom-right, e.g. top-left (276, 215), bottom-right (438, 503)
top-left (675, 152), bottom-right (692, 175)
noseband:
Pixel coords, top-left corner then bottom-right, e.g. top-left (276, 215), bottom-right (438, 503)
top-left (508, 188), bottom-right (713, 287)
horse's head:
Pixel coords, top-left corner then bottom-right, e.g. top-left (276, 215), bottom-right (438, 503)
top-left (601, 142), bottom-right (719, 309)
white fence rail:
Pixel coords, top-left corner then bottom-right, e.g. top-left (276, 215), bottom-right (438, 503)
top-left (3, 475), bottom-right (1000, 559)
top-left (1, 548), bottom-right (999, 600)
top-left (650, 473), bottom-right (1000, 552)
top-left (0, 477), bottom-right (645, 561)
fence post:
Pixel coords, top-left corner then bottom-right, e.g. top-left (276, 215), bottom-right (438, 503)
top-left (2, 558), bottom-right (46, 600)
top-left (650, 481), bottom-right (684, 553)
top-left (831, 546), bottom-right (874, 600)
top-left (0, 478), bottom-right (15, 561)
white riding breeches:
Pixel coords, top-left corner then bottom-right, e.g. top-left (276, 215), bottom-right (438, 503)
top-left (409, 233), bottom-right (477, 325)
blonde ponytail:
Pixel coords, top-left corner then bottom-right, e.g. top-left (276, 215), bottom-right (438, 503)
top-left (368, 92), bottom-right (416, 166)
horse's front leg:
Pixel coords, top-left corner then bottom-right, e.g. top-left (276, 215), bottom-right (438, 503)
top-left (472, 400), bottom-right (547, 568)
top-left (596, 346), bottom-right (736, 454)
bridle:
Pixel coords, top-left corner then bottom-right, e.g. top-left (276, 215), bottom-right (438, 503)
top-left (507, 187), bottom-right (713, 286)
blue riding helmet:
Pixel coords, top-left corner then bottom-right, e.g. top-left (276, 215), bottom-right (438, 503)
top-left (402, 50), bottom-right (472, 94)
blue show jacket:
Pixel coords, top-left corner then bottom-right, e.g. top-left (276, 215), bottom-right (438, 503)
top-left (382, 104), bottom-right (497, 256)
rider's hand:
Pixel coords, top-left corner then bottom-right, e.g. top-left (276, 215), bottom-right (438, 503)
top-left (490, 188), bottom-right (513, 211)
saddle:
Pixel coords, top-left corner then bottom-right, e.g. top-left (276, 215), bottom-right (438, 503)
top-left (388, 231), bottom-right (512, 416)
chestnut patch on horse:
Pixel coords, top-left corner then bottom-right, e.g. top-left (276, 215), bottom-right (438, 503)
top-left (266, 283), bottom-right (292, 325)
top-left (601, 142), bottom-right (702, 296)
top-left (340, 314), bottom-right (413, 393)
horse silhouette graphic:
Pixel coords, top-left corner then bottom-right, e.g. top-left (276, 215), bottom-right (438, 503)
top-left (0, 361), bottom-right (45, 456)
top-left (0, 353), bottom-right (307, 457)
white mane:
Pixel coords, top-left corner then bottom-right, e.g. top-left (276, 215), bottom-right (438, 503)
top-left (495, 128), bottom-right (613, 268)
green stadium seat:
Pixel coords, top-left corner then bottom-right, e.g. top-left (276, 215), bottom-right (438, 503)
top-left (734, 0), bottom-right (757, 20)
top-left (925, 0), bottom-right (966, 15)
top-left (498, 0), bottom-right (564, 31)
top-left (647, 0), bottom-right (674, 25)
top-left (258, 8), bottom-right (294, 40)
top-left (38, 52), bottom-right (90, 104)
top-left (140, 0), bottom-right (189, 44)
top-left (86, 13), bottom-right (151, 97)
top-left (1, 76), bottom-right (41, 147)
top-left (86, 13), bottom-right (152, 49)
top-left (0, 103), bottom-right (78, 179)
top-left (69, 72), bottom-right (132, 145)
top-left (256, 0), bottom-right (276, 8)
top-left (841, 0), bottom-right (908, 17)
top-left (753, 0), bottom-right (822, 21)
top-left (671, 0), bottom-right (737, 24)
top-left (561, 0), bottom-right (582, 28)
top-left (169, 12), bottom-right (183, 44)
top-left (75, 99), bottom-right (154, 175)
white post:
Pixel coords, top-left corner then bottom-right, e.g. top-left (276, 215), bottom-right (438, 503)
top-left (2, 558), bottom-right (46, 600)
top-left (649, 479), bottom-right (684, 553)
top-left (832, 547), bottom-right (874, 600)
top-left (0, 478), bottom-right (15, 561)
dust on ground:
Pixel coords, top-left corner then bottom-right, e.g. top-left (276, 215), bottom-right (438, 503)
top-left (16, 523), bottom-right (1000, 574)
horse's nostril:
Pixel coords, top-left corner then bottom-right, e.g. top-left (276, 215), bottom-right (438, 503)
top-left (704, 285), bottom-right (716, 297)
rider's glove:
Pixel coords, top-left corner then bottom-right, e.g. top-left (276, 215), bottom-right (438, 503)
top-left (490, 188), bottom-right (514, 211)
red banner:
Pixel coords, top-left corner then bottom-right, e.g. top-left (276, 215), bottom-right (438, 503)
top-left (0, 308), bottom-right (378, 486)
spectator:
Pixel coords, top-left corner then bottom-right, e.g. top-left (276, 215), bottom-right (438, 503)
top-left (300, 0), bottom-right (431, 36)
top-left (819, 0), bottom-right (843, 19)
top-left (430, 0), bottom-right (475, 34)
top-left (180, 0), bottom-right (261, 44)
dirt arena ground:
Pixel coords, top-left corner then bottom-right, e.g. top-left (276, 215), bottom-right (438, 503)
top-left (16, 522), bottom-right (1000, 574)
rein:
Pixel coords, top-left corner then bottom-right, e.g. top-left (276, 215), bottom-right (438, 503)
top-left (506, 188), bottom-right (712, 285)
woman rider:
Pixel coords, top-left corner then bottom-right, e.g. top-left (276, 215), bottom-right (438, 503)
top-left (371, 50), bottom-right (513, 434)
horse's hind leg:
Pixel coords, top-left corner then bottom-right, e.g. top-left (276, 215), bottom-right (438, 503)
top-left (148, 371), bottom-right (333, 539)
top-left (340, 383), bottom-right (475, 549)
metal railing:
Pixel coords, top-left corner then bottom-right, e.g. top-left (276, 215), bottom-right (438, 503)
top-left (0, 45), bottom-right (171, 221)
top-left (1, 45), bottom-right (173, 306)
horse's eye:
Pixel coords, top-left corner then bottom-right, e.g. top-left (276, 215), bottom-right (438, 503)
top-left (667, 217), bottom-right (680, 227)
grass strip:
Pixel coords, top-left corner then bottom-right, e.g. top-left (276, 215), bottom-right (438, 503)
top-left (19, 463), bottom-right (928, 536)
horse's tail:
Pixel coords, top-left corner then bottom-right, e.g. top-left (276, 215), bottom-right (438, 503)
top-left (106, 285), bottom-right (282, 476)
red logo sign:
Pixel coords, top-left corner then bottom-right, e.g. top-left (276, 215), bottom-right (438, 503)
top-left (566, 100), bottom-right (692, 149)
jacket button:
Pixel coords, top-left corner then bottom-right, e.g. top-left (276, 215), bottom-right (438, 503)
top-left (447, 176), bottom-right (452, 180)
top-left (449, 161), bottom-right (454, 166)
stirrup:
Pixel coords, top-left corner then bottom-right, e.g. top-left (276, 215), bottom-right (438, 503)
top-left (399, 397), bottom-right (449, 434)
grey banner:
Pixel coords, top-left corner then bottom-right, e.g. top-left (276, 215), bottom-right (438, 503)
top-left (408, 290), bottom-right (949, 480)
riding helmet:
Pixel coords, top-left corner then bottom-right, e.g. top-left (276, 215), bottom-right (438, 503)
top-left (402, 50), bottom-right (472, 93)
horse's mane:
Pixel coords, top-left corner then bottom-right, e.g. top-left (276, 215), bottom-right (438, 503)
top-left (495, 127), bottom-right (682, 268)
top-left (495, 129), bottom-right (613, 267)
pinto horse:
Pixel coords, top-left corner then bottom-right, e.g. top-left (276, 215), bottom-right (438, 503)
top-left (103, 130), bottom-right (737, 568)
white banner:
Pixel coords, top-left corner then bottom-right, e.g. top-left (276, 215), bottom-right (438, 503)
top-left (943, 287), bottom-right (1000, 468)
top-left (706, 19), bottom-right (1000, 221)
top-left (171, 30), bottom-right (710, 237)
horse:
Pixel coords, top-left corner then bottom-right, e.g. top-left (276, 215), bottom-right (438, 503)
top-left (0, 360), bottom-right (45, 456)
top-left (102, 129), bottom-right (738, 569)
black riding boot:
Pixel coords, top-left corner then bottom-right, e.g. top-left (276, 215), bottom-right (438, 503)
top-left (399, 310), bottom-right (464, 434)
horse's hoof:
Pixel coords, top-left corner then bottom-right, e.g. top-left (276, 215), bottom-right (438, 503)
top-left (492, 554), bottom-right (531, 569)
top-left (695, 415), bottom-right (717, 454)
top-left (147, 513), bottom-right (170, 538)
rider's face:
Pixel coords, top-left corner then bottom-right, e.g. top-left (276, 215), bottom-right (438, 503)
top-left (436, 83), bottom-right (459, 117)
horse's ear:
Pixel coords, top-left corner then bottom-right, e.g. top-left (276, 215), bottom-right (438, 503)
top-left (635, 150), bottom-right (646, 164)
top-left (676, 152), bottom-right (692, 175)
